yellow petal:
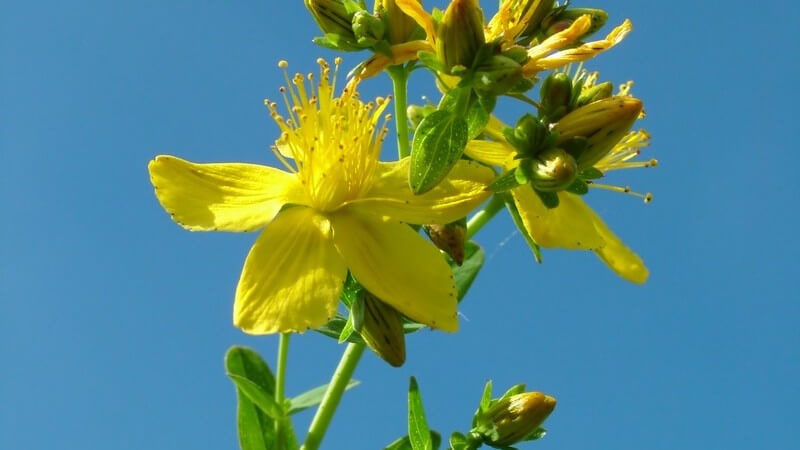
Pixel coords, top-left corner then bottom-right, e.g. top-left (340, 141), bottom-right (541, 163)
top-left (395, 0), bottom-right (436, 44)
top-left (527, 19), bottom-right (633, 72)
top-left (149, 155), bottom-right (307, 232)
top-left (233, 207), bottom-right (347, 334)
top-left (464, 140), bottom-right (516, 168)
top-left (592, 216), bottom-right (649, 284)
top-left (330, 209), bottom-right (458, 332)
top-left (345, 158), bottom-right (494, 225)
top-left (352, 40), bottom-right (433, 81)
top-left (511, 187), bottom-right (605, 249)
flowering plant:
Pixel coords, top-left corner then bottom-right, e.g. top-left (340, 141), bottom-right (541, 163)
top-left (148, 1), bottom-right (658, 448)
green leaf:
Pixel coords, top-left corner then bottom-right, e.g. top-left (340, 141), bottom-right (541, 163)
top-left (408, 377), bottom-right (433, 450)
top-left (450, 241), bottom-right (485, 301)
top-left (351, 291), bottom-right (366, 332)
top-left (502, 194), bottom-right (542, 263)
top-left (521, 427), bottom-right (547, 442)
top-left (384, 431), bottom-right (442, 450)
top-left (340, 273), bottom-right (363, 308)
top-left (480, 380), bottom-right (493, 412)
top-left (409, 110), bottom-right (469, 194)
top-left (498, 384), bottom-right (526, 402)
top-left (418, 51), bottom-right (446, 73)
top-left (277, 415), bottom-right (300, 450)
top-left (314, 315), bottom-right (366, 344)
top-left (227, 374), bottom-right (283, 420)
top-left (287, 379), bottom-right (360, 414)
top-left (338, 314), bottom-right (356, 343)
top-left (565, 178), bottom-right (589, 195)
top-left (438, 89), bottom-right (494, 140)
top-left (225, 347), bottom-right (277, 450)
top-left (449, 432), bottom-right (468, 450)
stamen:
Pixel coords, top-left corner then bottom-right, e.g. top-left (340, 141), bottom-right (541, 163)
top-left (587, 181), bottom-right (653, 204)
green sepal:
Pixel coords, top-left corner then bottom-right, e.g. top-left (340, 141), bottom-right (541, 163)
top-left (560, 136), bottom-right (589, 161)
top-left (579, 167), bottom-right (604, 179)
top-left (565, 178), bottom-right (589, 195)
top-left (338, 313), bottom-right (356, 343)
top-left (350, 290), bottom-right (366, 332)
top-left (448, 241), bottom-right (485, 301)
top-left (487, 168), bottom-right (523, 193)
top-left (409, 110), bottom-right (469, 194)
top-left (449, 432), bottom-right (469, 450)
top-left (480, 380), bottom-right (493, 413)
top-left (520, 427), bottom-right (547, 442)
top-left (418, 51), bottom-right (447, 72)
top-left (498, 384), bottom-right (526, 402)
top-left (534, 189), bottom-right (559, 209)
top-left (342, 0), bottom-right (365, 14)
top-left (311, 33), bottom-right (364, 52)
top-left (408, 377), bottom-right (434, 450)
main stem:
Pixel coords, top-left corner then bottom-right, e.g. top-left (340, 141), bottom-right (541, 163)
top-left (302, 342), bottom-right (366, 450)
top-left (275, 333), bottom-right (290, 437)
top-left (388, 66), bottom-right (411, 159)
top-left (466, 195), bottom-right (505, 238)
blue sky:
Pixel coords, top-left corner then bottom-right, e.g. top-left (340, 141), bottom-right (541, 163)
top-left (1, 0), bottom-right (798, 449)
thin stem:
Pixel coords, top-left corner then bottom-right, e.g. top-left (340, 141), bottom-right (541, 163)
top-left (275, 333), bottom-right (290, 405)
top-left (466, 195), bottom-right (505, 238)
top-left (302, 342), bottom-right (366, 450)
top-left (387, 65), bottom-right (411, 159)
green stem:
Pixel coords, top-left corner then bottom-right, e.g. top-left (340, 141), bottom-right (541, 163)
top-left (275, 333), bottom-right (290, 438)
top-left (302, 342), bottom-right (366, 450)
top-left (466, 195), bottom-right (505, 238)
top-left (387, 66), bottom-right (411, 159)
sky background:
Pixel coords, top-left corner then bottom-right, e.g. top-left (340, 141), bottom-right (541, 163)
top-left (2, 0), bottom-right (798, 449)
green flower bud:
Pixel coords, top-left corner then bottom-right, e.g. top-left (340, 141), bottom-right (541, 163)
top-left (553, 96), bottom-right (643, 168)
top-left (423, 218), bottom-right (467, 265)
top-left (505, 113), bottom-right (548, 156)
top-left (543, 8), bottom-right (608, 39)
top-left (359, 291), bottom-right (406, 367)
top-left (304, 0), bottom-right (356, 38)
top-left (539, 72), bottom-right (572, 122)
top-left (575, 81), bottom-right (613, 108)
top-left (437, 0), bottom-right (486, 71)
top-left (352, 10), bottom-right (385, 45)
top-left (374, 0), bottom-right (420, 44)
top-left (484, 392), bottom-right (557, 448)
top-left (530, 148), bottom-right (578, 192)
top-left (473, 55), bottom-right (523, 95)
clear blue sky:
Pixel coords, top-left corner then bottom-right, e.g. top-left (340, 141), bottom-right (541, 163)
top-left (2, 1), bottom-right (798, 449)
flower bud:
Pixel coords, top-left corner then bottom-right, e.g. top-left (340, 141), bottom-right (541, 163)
top-left (505, 113), bottom-right (548, 156)
top-left (553, 96), bottom-right (643, 168)
top-left (520, 0), bottom-right (557, 37)
top-left (543, 8), bottom-right (608, 39)
top-left (374, 0), bottom-right (419, 44)
top-left (530, 147), bottom-right (578, 192)
top-left (304, 0), bottom-right (356, 38)
top-left (473, 55), bottom-right (523, 95)
top-left (539, 72), bottom-right (572, 122)
top-left (437, 0), bottom-right (486, 71)
top-left (484, 392), bottom-right (556, 448)
top-left (575, 81), bottom-right (613, 108)
top-left (352, 10), bottom-right (385, 45)
top-left (423, 218), bottom-right (467, 265)
top-left (358, 291), bottom-right (406, 367)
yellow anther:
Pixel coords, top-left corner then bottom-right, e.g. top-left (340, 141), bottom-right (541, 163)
top-left (278, 60), bottom-right (288, 68)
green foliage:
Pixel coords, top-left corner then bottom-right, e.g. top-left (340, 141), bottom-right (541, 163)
top-left (287, 380), bottom-right (360, 414)
top-left (408, 377), bottom-right (433, 450)
top-left (409, 110), bottom-right (469, 194)
top-left (450, 241), bottom-right (485, 301)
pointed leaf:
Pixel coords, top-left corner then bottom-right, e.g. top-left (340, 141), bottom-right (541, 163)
top-left (288, 379), bottom-right (360, 414)
top-left (384, 431), bottom-right (441, 450)
top-left (449, 241), bottom-right (484, 301)
top-left (409, 110), bottom-right (469, 194)
top-left (227, 374), bottom-right (283, 420)
top-left (502, 194), bottom-right (542, 263)
top-left (225, 347), bottom-right (277, 450)
top-left (408, 377), bottom-right (433, 450)
top-left (315, 315), bottom-right (366, 344)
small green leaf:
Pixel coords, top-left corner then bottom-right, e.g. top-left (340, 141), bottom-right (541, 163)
top-left (315, 315), bottom-right (366, 344)
top-left (408, 377), bottom-right (433, 450)
top-left (351, 292), bottom-right (366, 332)
top-left (480, 380), bottom-right (493, 412)
top-left (417, 51), bottom-right (446, 72)
top-left (521, 427), bottom-right (547, 442)
top-left (409, 110), bottom-right (469, 194)
top-left (340, 273), bottom-right (362, 308)
top-left (449, 432), bottom-right (468, 450)
top-left (288, 379), bottom-right (360, 414)
top-left (438, 89), bottom-right (493, 139)
top-left (498, 384), bottom-right (526, 402)
top-left (225, 347), bottom-right (277, 450)
top-left (534, 189), bottom-right (559, 209)
top-left (488, 168), bottom-right (523, 193)
top-left (503, 194), bottom-right (542, 263)
top-left (384, 432), bottom-right (442, 450)
top-left (338, 314), bottom-right (356, 343)
top-left (227, 374), bottom-right (283, 420)
top-left (450, 241), bottom-right (484, 301)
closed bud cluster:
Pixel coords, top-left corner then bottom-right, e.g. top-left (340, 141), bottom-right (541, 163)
top-left (374, 0), bottom-right (419, 44)
top-left (304, 0), bottom-right (356, 38)
top-left (358, 291), bottom-right (406, 367)
top-left (352, 10), bottom-right (385, 46)
top-left (553, 96), bottom-right (643, 168)
top-left (529, 147), bottom-right (578, 192)
top-left (437, 0), bottom-right (486, 71)
top-left (482, 392), bottom-right (557, 448)
top-left (575, 80), bottom-right (613, 108)
top-left (504, 114), bottom-right (550, 156)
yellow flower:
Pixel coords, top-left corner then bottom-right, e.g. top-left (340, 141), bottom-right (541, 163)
top-left (149, 59), bottom-right (494, 334)
top-left (350, 0), bottom-right (631, 80)
top-left (465, 116), bottom-right (653, 284)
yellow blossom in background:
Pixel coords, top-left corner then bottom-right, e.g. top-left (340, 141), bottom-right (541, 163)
top-left (465, 116), bottom-right (652, 284)
top-left (149, 59), bottom-right (494, 334)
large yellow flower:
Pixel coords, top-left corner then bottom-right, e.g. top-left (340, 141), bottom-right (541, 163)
top-left (353, 0), bottom-right (631, 80)
top-left (465, 115), bottom-right (651, 284)
top-left (149, 59), bottom-right (494, 334)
